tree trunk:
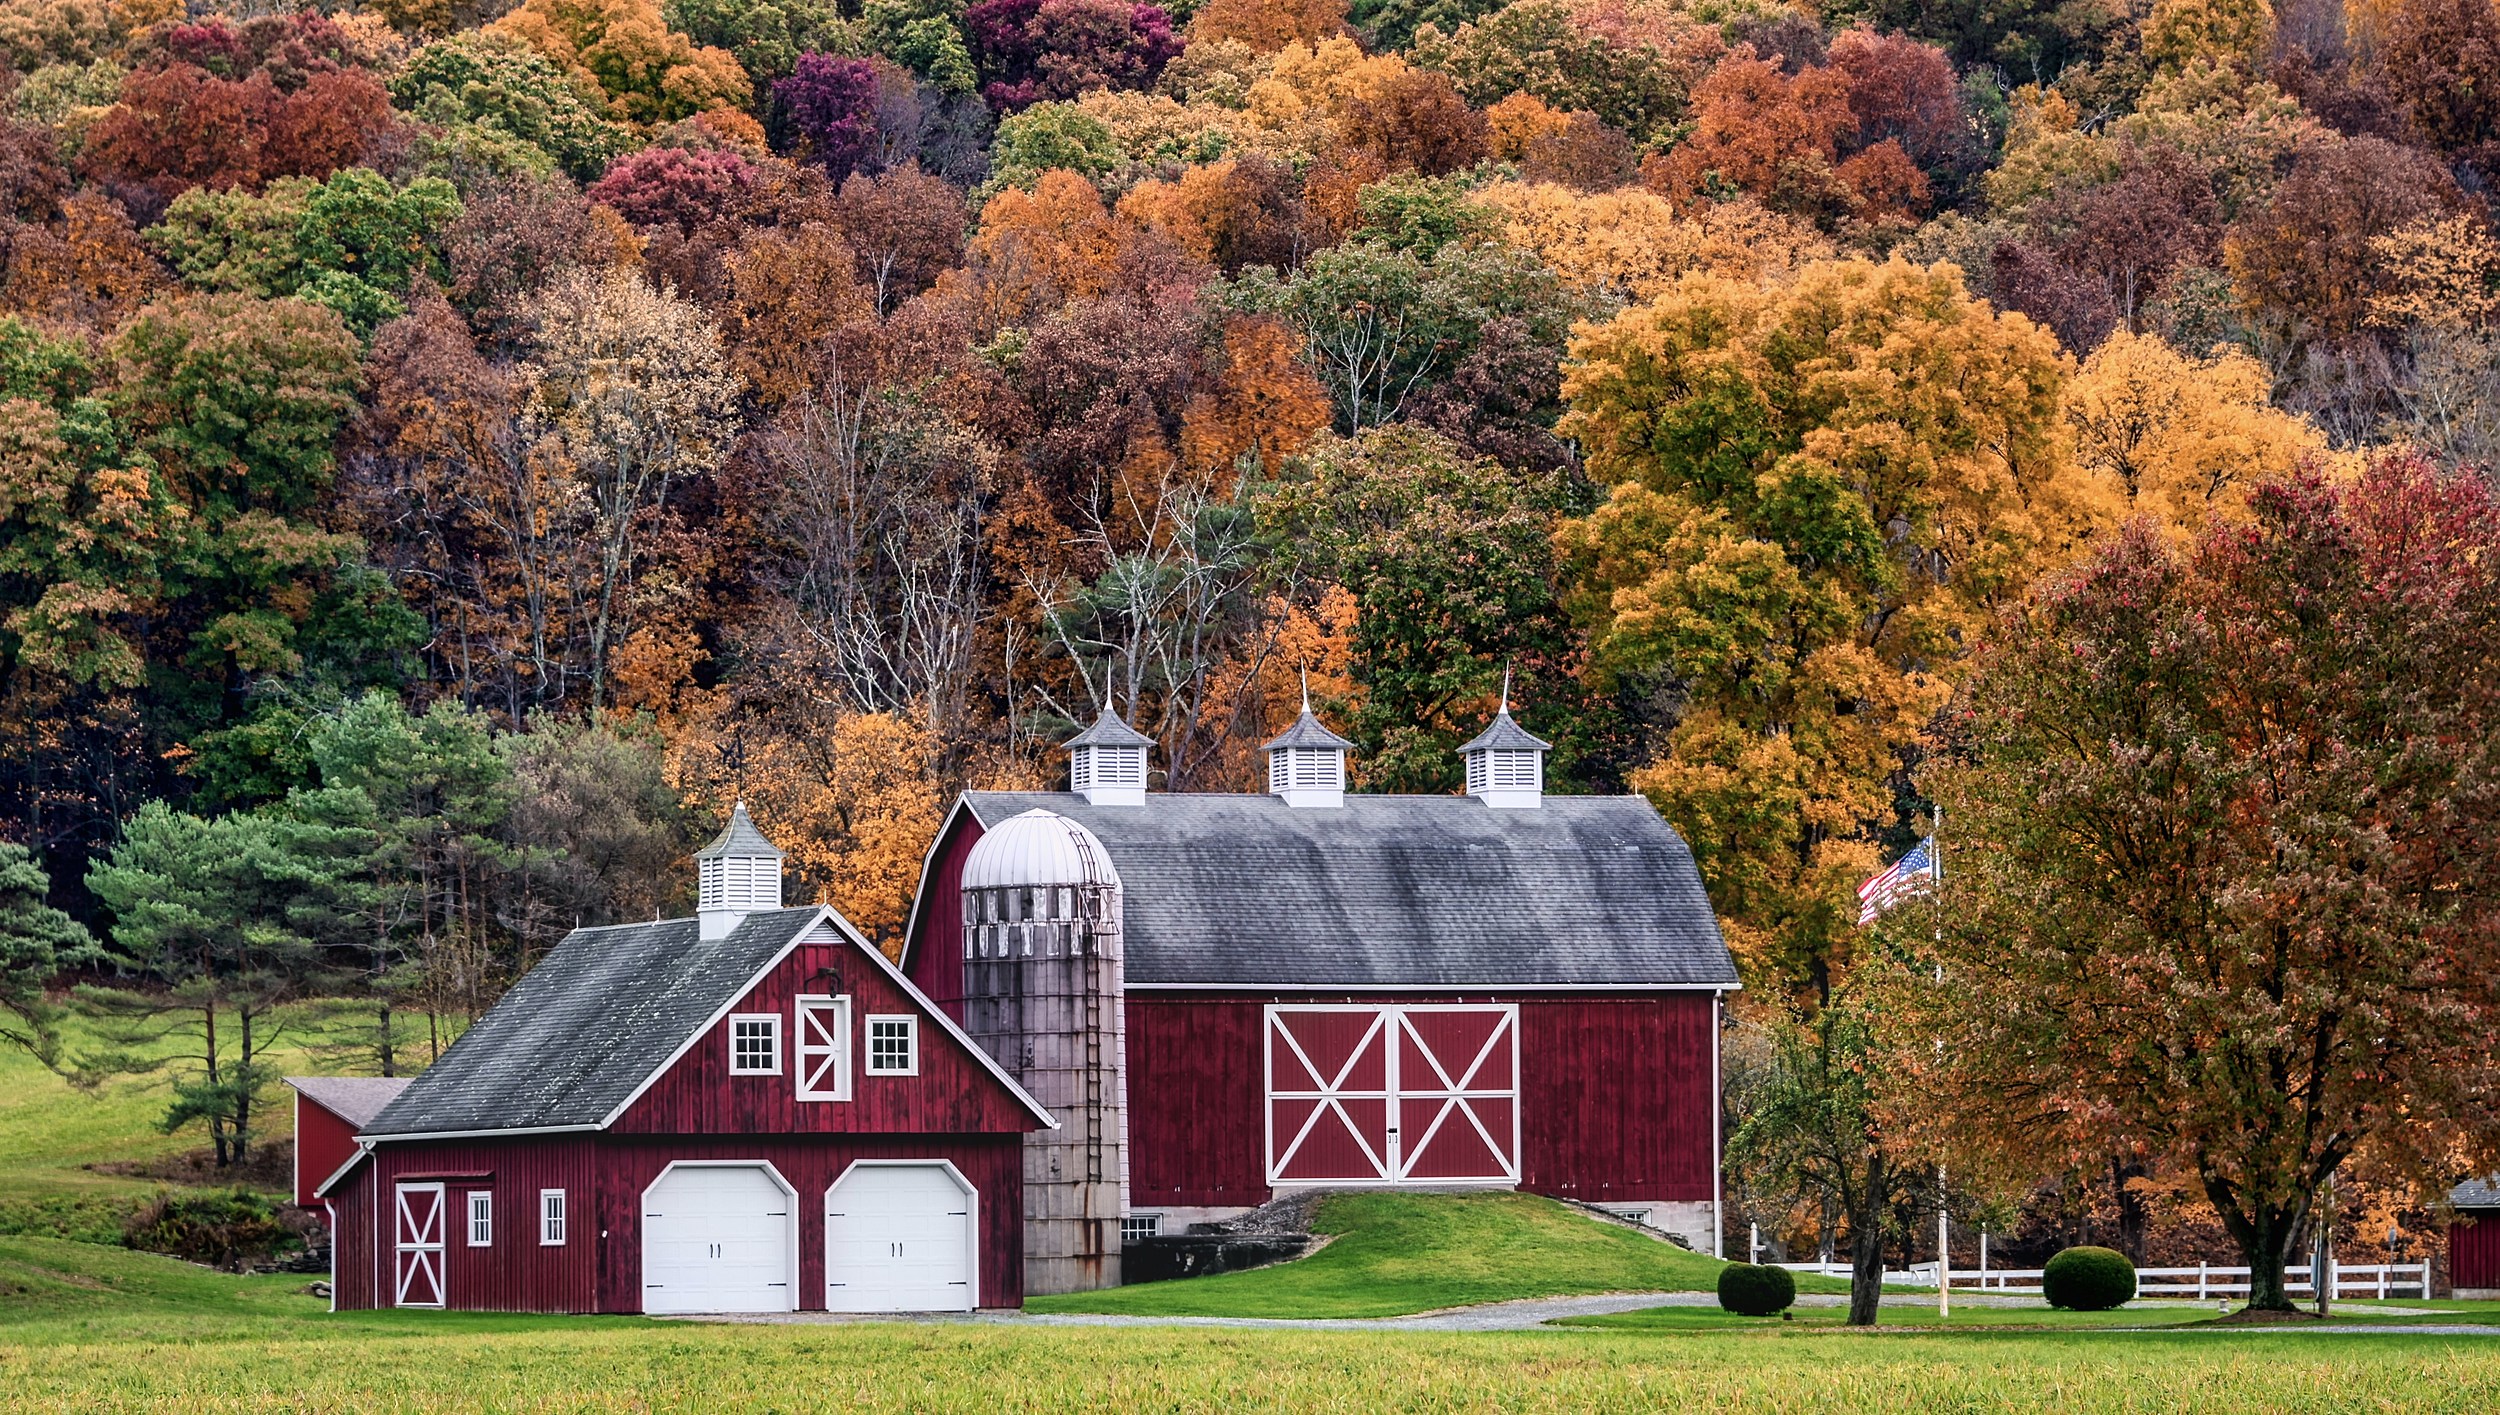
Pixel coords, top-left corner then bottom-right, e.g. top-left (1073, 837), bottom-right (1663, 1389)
top-left (232, 1006), bottom-right (253, 1166)
top-left (204, 1002), bottom-right (228, 1168)
top-left (2210, 1177), bottom-right (2303, 1311)
top-left (2112, 1156), bottom-right (2149, 1265)
top-left (1848, 1152), bottom-right (1887, 1326)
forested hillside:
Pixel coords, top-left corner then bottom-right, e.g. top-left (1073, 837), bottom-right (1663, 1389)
top-left (0, 0), bottom-right (2487, 1078)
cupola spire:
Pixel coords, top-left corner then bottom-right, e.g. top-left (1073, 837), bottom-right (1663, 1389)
top-left (1263, 670), bottom-right (1357, 807)
top-left (1459, 669), bottom-right (1551, 808)
top-left (696, 802), bottom-right (785, 939)
top-left (1061, 682), bottom-right (1154, 806)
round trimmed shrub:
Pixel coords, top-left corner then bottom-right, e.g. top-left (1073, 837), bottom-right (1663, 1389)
top-left (1716, 1261), bottom-right (1798, 1316)
top-left (2043, 1245), bottom-right (2136, 1310)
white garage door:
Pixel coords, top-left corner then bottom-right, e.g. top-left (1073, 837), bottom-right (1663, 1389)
top-left (642, 1164), bottom-right (795, 1314)
top-left (824, 1164), bottom-right (975, 1312)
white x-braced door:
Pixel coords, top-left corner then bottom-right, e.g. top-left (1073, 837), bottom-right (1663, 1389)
top-left (394, 1181), bottom-right (446, 1308)
top-left (1265, 1004), bottom-right (1520, 1186)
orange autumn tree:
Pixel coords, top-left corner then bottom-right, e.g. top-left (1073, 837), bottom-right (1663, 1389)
top-left (1188, 0), bottom-right (1347, 50)
top-left (669, 705), bottom-right (944, 952)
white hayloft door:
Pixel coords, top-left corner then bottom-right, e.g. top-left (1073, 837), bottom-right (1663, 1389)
top-left (641, 1164), bottom-right (795, 1314)
top-left (824, 1163), bottom-right (976, 1312)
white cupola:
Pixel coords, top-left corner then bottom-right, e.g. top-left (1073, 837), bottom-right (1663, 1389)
top-left (1261, 676), bottom-right (1357, 808)
top-left (696, 802), bottom-right (784, 939)
top-left (1458, 674), bottom-right (1550, 809)
top-left (1062, 706), bottom-right (1155, 806)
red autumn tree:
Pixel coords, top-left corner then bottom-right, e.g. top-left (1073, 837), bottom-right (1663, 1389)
top-left (1902, 457), bottom-right (2500, 1312)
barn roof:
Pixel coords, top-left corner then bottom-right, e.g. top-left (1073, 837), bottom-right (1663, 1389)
top-left (944, 792), bottom-right (1737, 989)
top-left (284, 1075), bottom-right (413, 1129)
top-left (358, 906), bottom-right (1052, 1142)
top-left (2454, 1176), bottom-right (2500, 1208)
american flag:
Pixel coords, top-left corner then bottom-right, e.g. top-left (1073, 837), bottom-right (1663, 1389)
top-left (1857, 837), bottom-right (1939, 925)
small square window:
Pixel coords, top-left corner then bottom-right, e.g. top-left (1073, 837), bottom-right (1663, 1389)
top-left (467, 1190), bottom-right (493, 1247)
top-left (865, 1015), bottom-right (918, 1076)
top-left (1122, 1214), bottom-right (1160, 1244)
top-left (540, 1189), bottom-right (567, 1246)
top-left (730, 1014), bottom-right (781, 1075)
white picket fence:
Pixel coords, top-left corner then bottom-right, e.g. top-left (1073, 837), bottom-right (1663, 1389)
top-left (1773, 1260), bottom-right (2431, 1300)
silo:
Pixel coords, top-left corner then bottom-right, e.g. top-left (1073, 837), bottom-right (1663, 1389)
top-left (958, 808), bottom-right (1126, 1294)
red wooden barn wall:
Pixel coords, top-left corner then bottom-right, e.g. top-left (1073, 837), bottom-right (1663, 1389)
top-left (611, 936), bottom-right (1032, 1137)
top-left (294, 1097), bottom-right (362, 1208)
top-left (329, 1134), bottom-right (1025, 1312)
top-left (2454, 1212), bottom-right (2500, 1291)
top-left (904, 811), bottom-right (981, 1020)
top-left (1124, 993), bottom-right (1718, 1209)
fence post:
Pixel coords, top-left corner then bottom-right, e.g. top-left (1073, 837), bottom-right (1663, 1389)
top-left (2378, 1264), bottom-right (2387, 1300)
top-left (2197, 1261), bottom-right (2207, 1301)
top-left (1979, 1230), bottom-right (1989, 1291)
top-left (1750, 1223), bottom-right (1759, 1264)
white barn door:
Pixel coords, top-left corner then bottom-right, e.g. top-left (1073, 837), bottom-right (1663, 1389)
top-left (1266, 1005), bottom-right (1520, 1186)
top-left (641, 1164), bottom-right (796, 1314)
top-left (824, 1163), bottom-right (977, 1312)
top-left (393, 1182), bottom-right (446, 1308)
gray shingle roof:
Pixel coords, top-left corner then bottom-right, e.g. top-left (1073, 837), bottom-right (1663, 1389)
top-left (697, 803), bottom-right (783, 859)
top-left (1458, 708), bottom-right (1552, 754)
top-left (959, 793), bottom-right (1735, 988)
top-left (1061, 708), bottom-right (1156, 749)
top-left (1261, 709), bottom-right (1358, 752)
top-left (360, 908), bottom-right (823, 1138)
top-left (2454, 1176), bottom-right (2500, 1208)
top-left (285, 1076), bottom-right (414, 1129)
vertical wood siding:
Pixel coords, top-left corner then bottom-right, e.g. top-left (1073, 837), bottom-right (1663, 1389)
top-left (1125, 993), bottom-right (1719, 1208)
top-left (294, 1097), bottom-right (361, 1207)
top-left (2455, 1212), bottom-right (2500, 1290)
top-left (328, 1134), bottom-right (1025, 1312)
top-left (609, 939), bottom-right (1035, 1136)
top-left (904, 811), bottom-right (982, 1020)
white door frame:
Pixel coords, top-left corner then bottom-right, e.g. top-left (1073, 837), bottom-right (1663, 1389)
top-left (393, 1181), bottom-right (447, 1309)
top-left (639, 1159), bottom-right (800, 1314)
top-left (823, 1159), bottom-right (980, 1311)
top-left (1264, 1003), bottom-right (1522, 1187)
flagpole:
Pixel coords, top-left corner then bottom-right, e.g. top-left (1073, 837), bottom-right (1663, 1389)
top-left (1935, 805), bottom-right (1948, 1321)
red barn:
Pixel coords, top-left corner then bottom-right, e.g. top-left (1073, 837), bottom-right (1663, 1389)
top-left (2452, 1177), bottom-right (2500, 1298)
top-left (314, 812), bottom-right (1054, 1314)
top-left (285, 1077), bottom-right (411, 1208)
top-left (901, 693), bottom-right (1739, 1294)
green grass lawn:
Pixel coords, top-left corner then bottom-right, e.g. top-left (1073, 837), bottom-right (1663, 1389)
top-left (1028, 1191), bottom-right (1845, 1318)
top-left (0, 1237), bottom-right (2497, 1412)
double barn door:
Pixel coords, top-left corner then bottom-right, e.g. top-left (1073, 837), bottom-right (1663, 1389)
top-left (1265, 1004), bottom-right (1520, 1186)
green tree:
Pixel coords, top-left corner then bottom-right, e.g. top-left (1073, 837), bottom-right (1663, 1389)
top-left (667, 0), bottom-right (861, 86)
top-left (0, 842), bottom-right (100, 1069)
top-left (149, 171), bottom-right (465, 337)
top-left (391, 33), bottom-right (634, 181)
top-left (1257, 425), bottom-right (1586, 790)
top-left (83, 803), bottom-right (356, 1167)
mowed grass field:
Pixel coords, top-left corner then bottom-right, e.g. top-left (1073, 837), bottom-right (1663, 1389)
top-left (3, 1016), bottom-right (2498, 1411)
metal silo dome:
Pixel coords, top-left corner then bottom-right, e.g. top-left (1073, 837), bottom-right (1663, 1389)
top-left (961, 809), bottom-right (1121, 893)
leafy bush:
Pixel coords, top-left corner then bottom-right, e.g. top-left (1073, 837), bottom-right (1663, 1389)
top-left (123, 1188), bottom-right (300, 1272)
top-left (2043, 1245), bottom-right (2135, 1310)
top-left (1716, 1261), bottom-right (1797, 1316)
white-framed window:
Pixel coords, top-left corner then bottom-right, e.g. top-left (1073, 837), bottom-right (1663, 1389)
top-left (539, 1189), bottom-right (567, 1246)
top-left (865, 1015), bottom-right (918, 1076)
top-left (467, 1190), bottom-right (493, 1247)
top-left (795, 995), bottom-right (852, 1100)
top-left (1121, 1214), bottom-right (1160, 1244)
top-left (729, 1013), bottom-right (782, 1075)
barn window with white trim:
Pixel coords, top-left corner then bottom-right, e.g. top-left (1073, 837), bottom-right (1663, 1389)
top-left (729, 1014), bottom-right (781, 1074)
top-left (540, 1189), bottom-right (567, 1245)
top-left (866, 1015), bottom-right (918, 1075)
top-left (467, 1190), bottom-right (493, 1247)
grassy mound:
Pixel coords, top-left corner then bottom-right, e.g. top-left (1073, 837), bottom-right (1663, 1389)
top-left (1028, 1191), bottom-right (1845, 1318)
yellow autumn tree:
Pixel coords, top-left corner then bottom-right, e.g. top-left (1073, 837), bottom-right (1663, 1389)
top-left (1471, 180), bottom-right (1833, 303)
top-left (2065, 331), bottom-right (2329, 536)
top-left (669, 706), bottom-right (945, 953)
top-left (1557, 258), bottom-right (2093, 997)
top-left (490, 0), bottom-right (749, 126)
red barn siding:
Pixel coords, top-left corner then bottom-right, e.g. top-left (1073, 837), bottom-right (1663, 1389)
top-left (329, 1133), bottom-right (1025, 1312)
top-left (1517, 995), bottom-right (1716, 1204)
top-left (2455, 1212), bottom-right (2500, 1292)
top-left (904, 812), bottom-right (981, 1020)
top-left (1127, 998), bottom-right (1269, 1206)
top-left (294, 1097), bottom-right (363, 1208)
top-left (611, 939), bottom-right (1033, 1136)
top-left (1123, 993), bottom-right (1720, 1209)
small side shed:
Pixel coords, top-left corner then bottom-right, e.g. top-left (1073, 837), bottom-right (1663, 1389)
top-left (2452, 1177), bottom-right (2500, 1298)
top-left (284, 1076), bottom-right (411, 1208)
